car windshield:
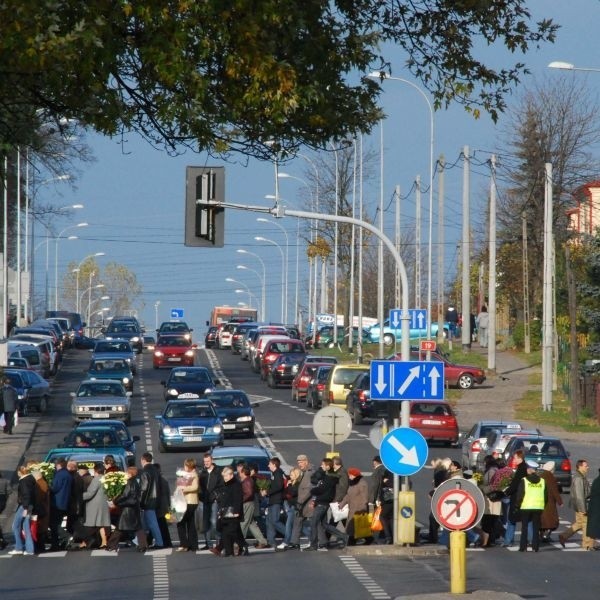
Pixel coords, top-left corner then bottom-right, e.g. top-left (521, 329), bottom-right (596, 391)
top-left (65, 430), bottom-right (121, 447)
top-left (159, 336), bottom-right (190, 347)
top-left (5, 373), bottom-right (23, 387)
top-left (411, 403), bottom-right (452, 416)
top-left (160, 323), bottom-right (189, 333)
top-left (333, 368), bottom-right (364, 385)
top-left (212, 455), bottom-right (269, 472)
top-left (77, 383), bottom-right (126, 397)
top-left (164, 403), bottom-right (216, 418)
top-left (206, 393), bottom-right (250, 408)
top-left (270, 342), bottom-right (304, 353)
top-left (108, 323), bottom-right (138, 333)
top-left (170, 370), bottom-right (210, 383)
top-left (95, 341), bottom-right (132, 353)
top-left (90, 360), bottom-right (127, 372)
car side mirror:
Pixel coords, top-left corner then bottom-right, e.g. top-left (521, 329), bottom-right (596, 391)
top-left (126, 392), bottom-right (133, 397)
top-left (213, 379), bottom-right (220, 385)
top-left (192, 344), bottom-right (198, 349)
top-left (70, 392), bottom-right (76, 397)
top-left (133, 435), bottom-right (140, 442)
top-left (160, 380), bottom-right (166, 386)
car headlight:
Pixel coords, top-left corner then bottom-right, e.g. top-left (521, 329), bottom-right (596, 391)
top-left (114, 406), bottom-right (124, 412)
top-left (211, 425), bottom-right (222, 434)
top-left (131, 336), bottom-right (140, 342)
top-left (167, 388), bottom-right (179, 396)
top-left (154, 351), bottom-right (164, 357)
top-left (162, 425), bottom-right (178, 435)
top-left (204, 387), bottom-right (213, 394)
top-left (185, 350), bottom-right (194, 357)
top-left (18, 394), bottom-right (25, 400)
top-left (76, 406), bottom-right (86, 413)
top-left (123, 377), bottom-right (130, 384)
top-left (184, 334), bottom-right (191, 340)
top-left (237, 416), bottom-right (252, 422)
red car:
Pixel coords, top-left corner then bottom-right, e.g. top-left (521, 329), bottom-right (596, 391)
top-left (409, 401), bottom-right (459, 446)
top-left (291, 362), bottom-right (331, 403)
top-left (153, 334), bottom-right (197, 369)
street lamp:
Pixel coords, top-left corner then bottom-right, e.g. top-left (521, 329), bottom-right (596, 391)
top-left (548, 61), bottom-right (600, 72)
top-left (255, 236), bottom-right (285, 323)
top-left (257, 217), bottom-right (289, 323)
top-left (234, 268), bottom-right (264, 320)
top-left (82, 281), bottom-right (105, 335)
top-left (54, 222), bottom-right (87, 310)
top-left (75, 252), bottom-right (105, 314)
top-left (234, 288), bottom-right (259, 309)
top-left (369, 71), bottom-right (435, 346)
top-left (237, 249), bottom-right (266, 320)
top-left (154, 301), bottom-right (161, 330)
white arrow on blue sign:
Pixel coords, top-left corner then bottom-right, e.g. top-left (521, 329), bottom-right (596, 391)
top-left (369, 360), bottom-right (444, 400)
top-left (380, 427), bottom-right (429, 476)
top-left (171, 308), bottom-right (184, 319)
top-left (389, 308), bottom-right (427, 330)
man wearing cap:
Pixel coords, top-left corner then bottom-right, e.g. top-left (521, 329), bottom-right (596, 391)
top-left (289, 454), bottom-right (314, 549)
top-left (515, 460), bottom-right (547, 552)
top-left (559, 459), bottom-right (595, 550)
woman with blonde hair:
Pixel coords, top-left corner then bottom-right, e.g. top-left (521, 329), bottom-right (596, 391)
top-left (176, 458), bottom-right (200, 552)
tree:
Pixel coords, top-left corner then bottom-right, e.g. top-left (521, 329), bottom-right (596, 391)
top-left (0, 1), bottom-right (557, 158)
top-left (496, 76), bottom-right (600, 319)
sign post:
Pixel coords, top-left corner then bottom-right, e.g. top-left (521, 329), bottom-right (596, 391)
top-left (312, 406), bottom-right (352, 456)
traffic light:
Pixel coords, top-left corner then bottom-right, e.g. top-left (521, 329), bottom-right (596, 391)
top-left (184, 166), bottom-right (225, 247)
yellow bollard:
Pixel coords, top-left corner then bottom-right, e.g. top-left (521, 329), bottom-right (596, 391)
top-left (397, 491), bottom-right (416, 545)
top-left (449, 530), bottom-right (466, 594)
top-left (325, 451), bottom-right (339, 459)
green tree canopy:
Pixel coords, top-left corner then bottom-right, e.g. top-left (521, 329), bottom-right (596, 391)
top-left (0, 1), bottom-right (557, 158)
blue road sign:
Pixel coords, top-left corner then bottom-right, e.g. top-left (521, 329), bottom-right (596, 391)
top-left (380, 427), bottom-right (429, 476)
top-left (170, 308), bottom-right (184, 319)
top-left (369, 360), bottom-right (444, 401)
top-left (389, 309), bottom-right (427, 330)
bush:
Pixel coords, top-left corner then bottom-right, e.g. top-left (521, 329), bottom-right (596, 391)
top-left (511, 320), bottom-right (542, 350)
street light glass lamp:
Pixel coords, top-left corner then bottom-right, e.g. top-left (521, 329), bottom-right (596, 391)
top-left (548, 61), bottom-right (574, 70)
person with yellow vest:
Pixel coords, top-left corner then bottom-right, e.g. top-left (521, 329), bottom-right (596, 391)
top-left (515, 460), bottom-right (548, 552)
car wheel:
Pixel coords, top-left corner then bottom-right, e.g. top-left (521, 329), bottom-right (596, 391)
top-left (457, 373), bottom-right (474, 389)
top-left (153, 364), bottom-right (158, 370)
top-left (158, 441), bottom-right (167, 453)
top-left (383, 333), bottom-right (395, 346)
top-left (247, 427), bottom-right (255, 438)
top-left (38, 397), bottom-right (48, 413)
top-left (306, 393), bottom-right (312, 408)
top-left (353, 407), bottom-right (363, 425)
top-left (291, 390), bottom-right (297, 403)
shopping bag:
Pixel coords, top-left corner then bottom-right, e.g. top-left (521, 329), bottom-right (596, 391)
top-left (171, 488), bottom-right (187, 522)
top-left (0, 414), bottom-right (5, 428)
top-left (371, 506), bottom-right (383, 532)
top-left (353, 512), bottom-right (372, 539)
top-left (330, 502), bottom-right (349, 523)
top-left (13, 410), bottom-right (18, 428)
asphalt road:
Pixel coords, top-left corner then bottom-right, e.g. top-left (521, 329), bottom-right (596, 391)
top-left (2, 345), bottom-right (600, 600)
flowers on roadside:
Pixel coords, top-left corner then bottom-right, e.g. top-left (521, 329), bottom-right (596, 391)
top-left (28, 462), bottom-right (56, 486)
top-left (255, 476), bottom-right (270, 492)
top-left (176, 468), bottom-right (194, 488)
top-left (471, 472), bottom-right (483, 485)
top-left (490, 466), bottom-right (514, 491)
top-left (101, 470), bottom-right (128, 499)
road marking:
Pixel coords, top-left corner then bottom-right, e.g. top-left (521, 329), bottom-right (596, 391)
top-left (152, 554), bottom-right (170, 600)
top-left (339, 556), bottom-right (390, 600)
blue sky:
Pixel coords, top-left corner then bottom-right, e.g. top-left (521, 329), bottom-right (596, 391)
top-left (36, 0), bottom-right (600, 335)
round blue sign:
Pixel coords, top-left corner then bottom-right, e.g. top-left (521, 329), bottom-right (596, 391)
top-left (379, 427), bottom-right (429, 477)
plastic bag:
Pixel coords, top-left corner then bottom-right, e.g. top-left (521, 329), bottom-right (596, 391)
top-left (371, 506), bottom-right (383, 532)
top-left (353, 512), bottom-right (372, 539)
top-left (329, 502), bottom-right (349, 523)
top-left (171, 488), bottom-right (187, 522)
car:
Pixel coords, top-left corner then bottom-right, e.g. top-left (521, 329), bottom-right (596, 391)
top-left (502, 434), bottom-right (572, 491)
top-left (5, 356), bottom-right (31, 370)
top-left (300, 355), bottom-right (339, 366)
top-left (155, 399), bottom-right (224, 452)
top-left (306, 364), bottom-right (334, 409)
top-left (474, 427), bottom-right (543, 472)
top-left (68, 420), bottom-right (140, 458)
top-left (8, 344), bottom-right (46, 378)
top-left (217, 322), bottom-right (237, 349)
top-left (143, 335), bottom-right (156, 350)
top-left (366, 319), bottom-right (446, 346)
top-left (239, 328), bottom-right (257, 360)
top-left (157, 321), bottom-right (193, 339)
top-left (91, 338), bottom-right (137, 375)
top-left (323, 363), bottom-right (369, 406)
top-left (4, 368), bottom-right (51, 414)
top-left (461, 420), bottom-right (524, 470)
top-left (409, 401), bottom-right (459, 446)
top-left (249, 327), bottom-right (289, 371)
top-left (205, 389), bottom-right (256, 437)
top-left (259, 337), bottom-right (306, 380)
top-left (161, 367), bottom-right (220, 401)
top-left (291, 361), bottom-right (333, 402)
top-left (59, 426), bottom-right (130, 462)
top-left (45, 310), bottom-right (86, 345)
top-left (44, 448), bottom-right (127, 471)
top-left (85, 357), bottom-right (134, 392)
top-left (103, 319), bottom-right (144, 354)
top-left (70, 379), bottom-right (132, 424)
top-left (153, 334), bottom-right (197, 368)
top-left (266, 352), bottom-right (307, 388)
top-left (305, 326), bottom-right (370, 349)
top-left (204, 326), bottom-right (219, 349)
top-left (210, 445), bottom-right (271, 476)
top-left (346, 371), bottom-right (378, 425)
top-left (231, 322), bottom-right (259, 355)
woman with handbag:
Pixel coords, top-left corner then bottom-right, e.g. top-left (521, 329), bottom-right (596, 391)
top-left (175, 458), bottom-right (199, 552)
top-left (480, 455), bottom-right (502, 546)
top-left (339, 467), bottom-right (372, 545)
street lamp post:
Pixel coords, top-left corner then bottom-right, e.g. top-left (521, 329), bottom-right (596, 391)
top-left (257, 217), bottom-right (289, 323)
top-left (54, 222), bottom-right (88, 310)
top-left (255, 236), bottom-right (285, 323)
top-left (154, 301), bottom-right (161, 330)
top-left (235, 267), bottom-right (264, 320)
top-left (82, 279), bottom-right (105, 335)
top-left (369, 71), bottom-right (435, 346)
top-left (75, 252), bottom-right (105, 314)
top-left (235, 288), bottom-right (258, 308)
top-left (548, 61), bottom-right (600, 72)
top-left (237, 249), bottom-right (266, 321)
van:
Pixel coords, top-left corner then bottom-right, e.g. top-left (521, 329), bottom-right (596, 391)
top-left (8, 343), bottom-right (45, 378)
top-left (324, 363), bottom-right (369, 406)
top-left (45, 310), bottom-right (85, 342)
top-left (9, 336), bottom-right (54, 377)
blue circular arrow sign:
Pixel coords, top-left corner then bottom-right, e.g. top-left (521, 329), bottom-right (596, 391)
top-left (379, 427), bottom-right (429, 477)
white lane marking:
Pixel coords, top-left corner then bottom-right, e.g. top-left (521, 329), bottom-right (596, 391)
top-left (339, 556), bottom-right (391, 600)
top-left (152, 554), bottom-right (170, 600)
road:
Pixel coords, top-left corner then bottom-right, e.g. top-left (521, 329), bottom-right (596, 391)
top-left (1, 345), bottom-right (600, 600)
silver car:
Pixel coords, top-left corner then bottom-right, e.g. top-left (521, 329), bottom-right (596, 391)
top-left (71, 379), bottom-right (132, 425)
top-left (461, 420), bottom-right (523, 470)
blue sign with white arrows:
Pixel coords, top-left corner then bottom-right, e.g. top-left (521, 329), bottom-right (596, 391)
top-left (389, 308), bottom-right (427, 330)
top-left (380, 427), bottom-right (429, 476)
top-left (369, 360), bottom-right (444, 401)
top-left (171, 308), bottom-right (184, 319)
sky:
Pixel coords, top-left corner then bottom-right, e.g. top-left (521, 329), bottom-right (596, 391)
top-left (33, 0), bottom-right (600, 337)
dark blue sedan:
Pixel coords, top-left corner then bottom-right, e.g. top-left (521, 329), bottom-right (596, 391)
top-left (205, 390), bottom-right (256, 438)
top-left (161, 367), bottom-right (219, 401)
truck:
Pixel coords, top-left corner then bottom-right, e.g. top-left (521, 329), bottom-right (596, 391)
top-left (208, 306), bottom-right (258, 327)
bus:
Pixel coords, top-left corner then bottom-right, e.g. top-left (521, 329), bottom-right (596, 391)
top-left (208, 306), bottom-right (258, 327)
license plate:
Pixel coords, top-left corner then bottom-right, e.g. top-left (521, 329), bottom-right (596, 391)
top-left (183, 436), bottom-right (203, 442)
top-left (168, 357), bottom-right (182, 362)
top-left (92, 412), bottom-right (110, 419)
top-left (223, 424), bottom-right (236, 430)
top-left (178, 393), bottom-right (199, 399)
top-left (422, 419), bottom-right (442, 425)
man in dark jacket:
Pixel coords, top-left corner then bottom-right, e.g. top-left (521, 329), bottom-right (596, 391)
top-left (302, 458), bottom-right (337, 551)
top-left (502, 450), bottom-right (528, 546)
top-left (199, 452), bottom-right (223, 550)
top-left (139, 452), bottom-right (163, 548)
top-left (263, 457), bottom-right (287, 548)
top-left (2, 377), bottom-right (18, 434)
top-left (49, 458), bottom-right (72, 551)
top-left (154, 463), bottom-right (172, 548)
top-left (214, 466), bottom-right (247, 557)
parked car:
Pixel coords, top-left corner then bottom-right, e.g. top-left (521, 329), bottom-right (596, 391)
top-left (503, 434), bottom-right (572, 491)
top-left (291, 362), bottom-right (332, 403)
top-left (67, 420), bottom-right (139, 458)
top-left (305, 326), bottom-right (370, 349)
top-left (155, 399), bottom-right (223, 452)
top-left (205, 389), bottom-right (256, 437)
top-left (85, 357), bottom-right (134, 392)
top-left (461, 420), bottom-right (524, 470)
top-left (259, 337), bottom-right (306, 380)
top-left (324, 363), bottom-right (369, 406)
top-left (153, 334), bottom-right (197, 368)
top-left (204, 326), bottom-right (219, 349)
top-left (70, 379), bottom-right (132, 424)
top-left (8, 344), bottom-right (46, 377)
top-left (4, 368), bottom-right (51, 414)
top-left (161, 367), bottom-right (219, 401)
top-left (305, 365), bottom-right (334, 409)
top-left (366, 319), bottom-right (445, 346)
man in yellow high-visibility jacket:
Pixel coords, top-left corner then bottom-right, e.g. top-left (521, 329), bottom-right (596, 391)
top-left (516, 460), bottom-right (548, 552)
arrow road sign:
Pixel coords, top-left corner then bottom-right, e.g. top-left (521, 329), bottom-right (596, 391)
top-left (370, 360), bottom-right (444, 400)
top-left (431, 478), bottom-right (485, 531)
top-left (389, 309), bottom-right (427, 330)
top-left (379, 427), bottom-right (428, 476)
top-left (171, 308), bottom-right (184, 319)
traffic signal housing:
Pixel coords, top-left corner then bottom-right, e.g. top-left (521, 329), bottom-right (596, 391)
top-left (185, 166), bottom-right (225, 247)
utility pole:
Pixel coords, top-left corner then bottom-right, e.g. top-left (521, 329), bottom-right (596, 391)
top-left (437, 156), bottom-right (445, 344)
top-left (542, 163), bottom-right (554, 411)
top-left (488, 155), bottom-right (497, 371)
top-left (461, 146), bottom-right (471, 350)
top-left (522, 213), bottom-right (531, 354)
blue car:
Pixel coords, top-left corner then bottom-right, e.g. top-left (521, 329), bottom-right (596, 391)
top-left (161, 367), bottom-right (219, 401)
top-left (366, 319), bottom-right (447, 346)
top-left (85, 357), bottom-right (134, 392)
top-left (66, 420), bottom-right (139, 459)
top-left (44, 448), bottom-right (128, 471)
top-left (155, 399), bottom-right (223, 453)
